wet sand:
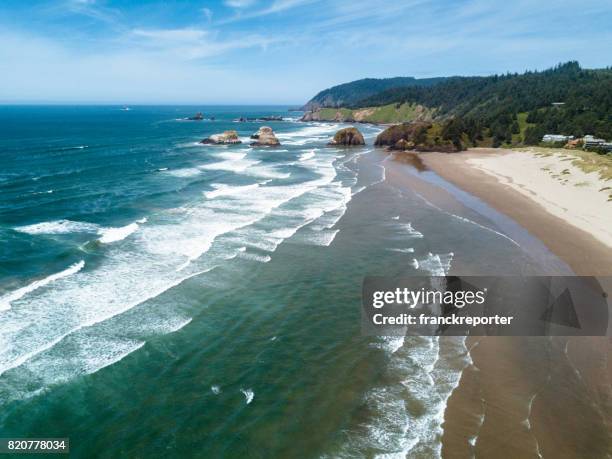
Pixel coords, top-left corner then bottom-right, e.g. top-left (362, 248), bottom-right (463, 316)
top-left (382, 151), bottom-right (612, 458)
top-left (421, 149), bottom-right (612, 276)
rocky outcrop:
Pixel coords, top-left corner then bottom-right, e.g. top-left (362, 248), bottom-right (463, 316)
top-left (188, 112), bottom-right (204, 120)
top-left (328, 127), bottom-right (365, 146)
top-left (301, 109), bottom-right (355, 122)
top-left (375, 121), bottom-right (461, 152)
top-left (250, 126), bottom-right (280, 146)
top-left (300, 111), bottom-right (321, 122)
top-left (235, 116), bottom-right (283, 122)
top-left (394, 138), bottom-right (414, 150)
top-left (200, 130), bottom-right (242, 145)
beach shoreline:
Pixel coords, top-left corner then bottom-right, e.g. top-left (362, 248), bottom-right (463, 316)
top-left (420, 148), bottom-right (612, 276)
top-left (382, 148), bottom-right (612, 458)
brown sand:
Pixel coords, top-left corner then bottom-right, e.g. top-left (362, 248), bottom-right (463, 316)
top-left (421, 149), bottom-right (612, 276)
top-left (383, 151), bottom-right (612, 458)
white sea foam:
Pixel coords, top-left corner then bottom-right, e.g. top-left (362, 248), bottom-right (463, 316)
top-left (98, 223), bottom-right (140, 244)
top-left (387, 248), bottom-right (415, 253)
top-left (241, 388), bottom-right (254, 404)
top-left (211, 151), bottom-right (248, 161)
top-left (246, 165), bottom-right (291, 180)
top-left (16, 220), bottom-right (100, 235)
top-left (302, 229), bottom-right (339, 247)
top-left (18, 218), bottom-right (145, 244)
top-left (204, 183), bottom-right (261, 199)
top-left (238, 251), bottom-right (272, 263)
top-left (211, 385), bottom-right (221, 395)
top-left (276, 123), bottom-right (342, 145)
top-left (0, 123), bottom-right (357, 401)
top-left (199, 158), bottom-right (260, 172)
top-left (299, 150), bottom-right (316, 161)
top-left (0, 261), bottom-right (85, 312)
top-left (415, 252), bottom-right (454, 276)
top-left (0, 265), bottom-right (216, 379)
top-left (396, 222), bottom-right (424, 238)
top-left (333, 252), bottom-right (468, 458)
top-left (165, 167), bottom-right (202, 177)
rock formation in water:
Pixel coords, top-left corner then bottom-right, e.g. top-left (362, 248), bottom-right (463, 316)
top-left (188, 112), bottom-right (204, 120)
top-left (200, 130), bottom-right (242, 144)
top-left (250, 126), bottom-right (280, 146)
top-left (236, 116), bottom-right (283, 122)
top-left (328, 127), bottom-right (365, 146)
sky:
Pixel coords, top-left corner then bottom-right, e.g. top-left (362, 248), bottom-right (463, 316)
top-left (0, 0), bottom-right (610, 104)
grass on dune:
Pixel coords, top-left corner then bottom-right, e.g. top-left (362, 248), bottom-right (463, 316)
top-left (515, 146), bottom-right (612, 181)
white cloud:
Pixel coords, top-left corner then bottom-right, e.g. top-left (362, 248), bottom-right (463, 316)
top-left (128, 27), bottom-right (279, 59)
top-left (218, 0), bottom-right (317, 23)
top-left (0, 29), bottom-right (304, 104)
top-left (62, 0), bottom-right (121, 24)
top-left (224, 0), bottom-right (256, 8)
top-left (132, 28), bottom-right (209, 42)
top-left (202, 7), bottom-right (213, 22)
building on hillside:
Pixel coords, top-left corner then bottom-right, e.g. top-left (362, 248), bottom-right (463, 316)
top-left (583, 135), bottom-right (605, 148)
top-left (551, 102), bottom-right (565, 108)
top-left (542, 134), bottom-right (574, 143)
top-left (583, 135), bottom-right (612, 152)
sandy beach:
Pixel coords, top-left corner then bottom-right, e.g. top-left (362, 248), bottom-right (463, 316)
top-left (383, 148), bottom-right (612, 458)
top-left (421, 148), bottom-right (612, 276)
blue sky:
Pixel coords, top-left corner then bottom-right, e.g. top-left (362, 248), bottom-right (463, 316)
top-left (0, 0), bottom-right (610, 104)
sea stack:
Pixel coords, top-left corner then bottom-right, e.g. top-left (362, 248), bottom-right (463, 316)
top-left (200, 130), bottom-right (242, 144)
top-left (188, 112), bottom-right (204, 120)
top-left (250, 126), bottom-right (280, 146)
top-left (328, 127), bottom-right (365, 146)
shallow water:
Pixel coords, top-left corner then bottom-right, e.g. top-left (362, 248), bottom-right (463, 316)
top-left (0, 106), bottom-right (561, 457)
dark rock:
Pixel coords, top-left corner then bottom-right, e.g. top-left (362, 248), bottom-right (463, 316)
top-left (374, 121), bottom-right (461, 152)
top-left (250, 126), bottom-right (280, 146)
top-left (258, 116), bottom-right (283, 121)
top-left (328, 127), bottom-right (365, 146)
top-left (200, 130), bottom-right (242, 144)
top-left (188, 112), bottom-right (204, 120)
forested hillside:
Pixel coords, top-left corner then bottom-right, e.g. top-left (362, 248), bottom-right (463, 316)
top-left (301, 76), bottom-right (445, 111)
top-left (353, 62), bottom-right (612, 145)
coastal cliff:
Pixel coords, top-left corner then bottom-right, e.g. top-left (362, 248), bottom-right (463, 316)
top-left (375, 122), bottom-right (464, 152)
top-left (301, 103), bottom-right (434, 124)
top-left (300, 62), bottom-right (612, 149)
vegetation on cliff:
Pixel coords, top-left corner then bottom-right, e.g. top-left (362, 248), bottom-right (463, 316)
top-left (303, 62), bottom-right (612, 149)
top-left (355, 62), bottom-right (612, 145)
top-left (374, 121), bottom-right (464, 152)
top-left (301, 76), bottom-right (444, 111)
top-left (301, 103), bottom-right (435, 124)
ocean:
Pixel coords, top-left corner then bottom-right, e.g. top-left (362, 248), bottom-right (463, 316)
top-left (0, 106), bottom-right (565, 457)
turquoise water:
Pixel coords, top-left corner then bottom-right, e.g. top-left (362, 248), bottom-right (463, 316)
top-left (0, 106), bottom-right (559, 457)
